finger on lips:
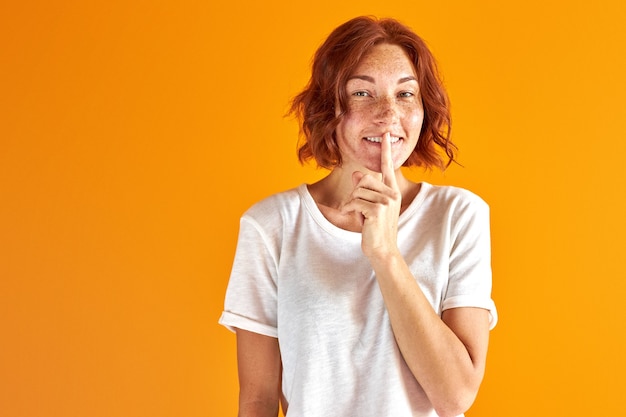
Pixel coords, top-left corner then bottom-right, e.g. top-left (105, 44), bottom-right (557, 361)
top-left (381, 132), bottom-right (397, 188)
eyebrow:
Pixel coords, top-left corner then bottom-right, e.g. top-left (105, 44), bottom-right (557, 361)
top-left (347, 75), bottom-right (418, 84)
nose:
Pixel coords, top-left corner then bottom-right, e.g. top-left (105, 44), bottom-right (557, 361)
top-left (373, 96), bottom-right (399, 124)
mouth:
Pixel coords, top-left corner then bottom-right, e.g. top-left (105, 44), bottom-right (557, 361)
top-left (363, 136), bottom-right (402, 144)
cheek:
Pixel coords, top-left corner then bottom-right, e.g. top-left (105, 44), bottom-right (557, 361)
top-left (403, 107), bottom-right (424, 129)
top-left (334, 116), bottom-right (352, 149)
top-left (336, 111), bottom-right (363, 136)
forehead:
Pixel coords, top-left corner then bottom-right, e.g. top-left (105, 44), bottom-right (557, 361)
top-left (352, 43), bottom-right (416, 76)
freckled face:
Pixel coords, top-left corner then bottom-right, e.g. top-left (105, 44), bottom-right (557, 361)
top-left (335, 43), bottom-right (424, 173)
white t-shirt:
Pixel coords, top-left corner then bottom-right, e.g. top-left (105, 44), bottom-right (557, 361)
top-left (219, 182), bottom-right (497, 417)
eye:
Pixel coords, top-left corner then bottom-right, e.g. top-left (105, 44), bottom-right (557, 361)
top-left (398, 91), bottom-right (414, 98)
top-left (353, 91), bottom-right (370, 97)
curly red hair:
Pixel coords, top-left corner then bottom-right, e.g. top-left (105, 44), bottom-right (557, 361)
top-left (289, 16), bottom-right (456, 170)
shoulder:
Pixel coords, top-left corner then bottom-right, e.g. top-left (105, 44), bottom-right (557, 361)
top-left (241, 185), bottom-right (305, 226)
top-left (422, 183), bottom-right (489, 213)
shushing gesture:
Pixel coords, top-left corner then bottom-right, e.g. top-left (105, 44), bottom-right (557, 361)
top-left (342, 132), bottom-right (403, 261)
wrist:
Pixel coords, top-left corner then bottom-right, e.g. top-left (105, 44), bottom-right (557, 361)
top-left (367, 246), bottom-right (402, 270)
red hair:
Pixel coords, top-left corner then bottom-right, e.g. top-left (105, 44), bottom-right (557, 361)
top-left (289, 16), bottom-right (456, 170)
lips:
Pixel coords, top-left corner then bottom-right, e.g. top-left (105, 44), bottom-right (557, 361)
top-left (363, 136), bottom-right (402, 143)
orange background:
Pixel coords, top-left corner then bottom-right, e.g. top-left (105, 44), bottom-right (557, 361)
top-left (2, 0), bottom-right (625, 416)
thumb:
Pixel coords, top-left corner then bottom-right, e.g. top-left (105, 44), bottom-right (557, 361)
top-left (349, 171), bottom-right (366, 226)
top-left (352, 171), bottom-right (365, 188)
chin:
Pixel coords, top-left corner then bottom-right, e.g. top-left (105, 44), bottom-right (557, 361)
top-left (361, 162), bottom-right (384, 174)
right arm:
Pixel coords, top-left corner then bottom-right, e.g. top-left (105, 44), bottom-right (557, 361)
top-left (236, 329), bottom-right (282, 417)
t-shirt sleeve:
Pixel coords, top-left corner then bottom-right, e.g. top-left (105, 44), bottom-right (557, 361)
top-left (218, 215), bottom-right (279, 338)
top-left (442, 194), bottom-right (498, 329)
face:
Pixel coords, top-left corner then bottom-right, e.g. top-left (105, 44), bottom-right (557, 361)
top-left (334, 43), bottom-right (424, 173)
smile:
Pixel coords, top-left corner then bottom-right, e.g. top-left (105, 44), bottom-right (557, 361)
top-left (364, 136), bottom-right (402, 143)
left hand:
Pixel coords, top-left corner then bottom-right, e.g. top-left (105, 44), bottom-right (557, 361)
top-left (342, 132), bottom-right (402, 259)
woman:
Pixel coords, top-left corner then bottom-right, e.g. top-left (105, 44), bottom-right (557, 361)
top-left (219, 16), bottom-right (497, 417)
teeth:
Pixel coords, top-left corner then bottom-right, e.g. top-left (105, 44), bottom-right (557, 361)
top-left (364, 136), bottom-right (401, 143)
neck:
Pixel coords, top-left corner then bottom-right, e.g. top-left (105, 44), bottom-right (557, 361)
top-left (310, 165), bottom-right (412, 210)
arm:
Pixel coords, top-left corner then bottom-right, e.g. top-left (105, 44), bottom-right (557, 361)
top-left (343, 133), bottom-right (490, 417)
top-left (236, 329), bottom-right (282, 417)
top-left (371, 254), bottom-right (490, 417)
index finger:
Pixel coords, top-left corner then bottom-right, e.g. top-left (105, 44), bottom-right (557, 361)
top-left (381, 132), bottom-right (398, 189)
